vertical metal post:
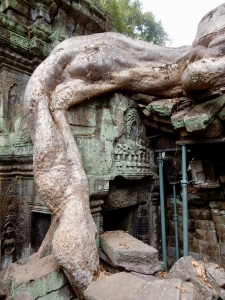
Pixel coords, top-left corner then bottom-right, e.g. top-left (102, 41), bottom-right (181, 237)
top-left (158, 152), bottom-right (167, 270)
top-left (173, 184), bottom-right (179, 261)
top-left (181, 145), bottom-right (189, 256)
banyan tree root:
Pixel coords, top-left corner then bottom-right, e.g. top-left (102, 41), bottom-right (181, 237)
top-left (24, 6), bottom-right (225, 295)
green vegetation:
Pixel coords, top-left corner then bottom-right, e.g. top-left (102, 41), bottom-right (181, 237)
top-left (93, 0), bottom-right (169, 46)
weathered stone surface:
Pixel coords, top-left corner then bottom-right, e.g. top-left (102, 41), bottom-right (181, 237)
top-left (84, 272), bottom-right (144, 300)
top-left (205, 262), bottom-right (225, 288)
top-left (202, 118), bottom-right (223, 138)
top-left (132, 278), bottom-right (194, 300)
top-left (168, 256), bottom-right (215, 300)
top-left (10, 255), bottom-right (75, 300)
top-left (195, 220), bottom-right (216, 231)
top-left (132, 93), bottom-right (156, 103)
top-left (148, 99), bottom-right (178, 117)
top-left (199, 240), bottom-right (220, 260)
top-left (16, 292), bottom-right (33, 300)
top-left (189, 209), bottom-right (211, 220)
top-left (183, 96), bottom-right (225, 132)
top-left (100, 231), bottom-right (160, 274)
top-left (171, 109), bottom-right (189, 129)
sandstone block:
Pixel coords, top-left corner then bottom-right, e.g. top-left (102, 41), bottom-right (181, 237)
top-left (100, 231), bottom-right (160, 274)
top-left (184, 95), bottom-right (225, 132)
top-left (84, 272), bottom-right (144, 300)
top-left (148, 99), bottom-right (177, 117)
top-left (168, 256), bottom-right (215, 300)
top-left (195, 220), bottom-right (215, 231)
top-left (199, 240), bottom-right (220, 260)
top-left (189, 209), bottom-right (211, 220)
top-left (215, 223), bottom-right (225, 244)
top-left (132, 278), bottom-right (193, 300)
top-left (205, 262), bottom-right (225, 288)
top-left (10, 255), bottom-right (72, 300)
top-left (171, 109), bottom-right (189, 129)
top-left (195, 229), bottom-right (218, 243)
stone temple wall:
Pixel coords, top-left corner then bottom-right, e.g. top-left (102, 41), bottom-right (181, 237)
top-left (0, 0), bottom-right (113, 268)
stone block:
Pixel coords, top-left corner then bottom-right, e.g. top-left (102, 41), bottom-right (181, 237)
top-left (184, 95), bottom-right (225, 132)
top-left (171, 109), bottom-right (189, 129)
top-left (168, 256), bottom-right (215, 300)
top-left (194, 229), bottom-right (218, 243)
top-left (189, 209), bottom-right (211, 220)
top-left (132, 278), bottom-right (194, 300)
top-left (37, 284), bottom-right (75, 300)
top-left (188, 235), bottom-right (200, 253)
top-left (195, 220), bottom-right (215, 231)
top-left (205, 262), bottom-right (225, 288)
top-left (100, 231), bottom-right (160, 274)
top-left (199, 240), bottom-right (220, 260)
top-left (10, 255), bottom-right (70, 300)
top-left (202, 118), bottom-right (223, 138)
top-left (148, 99), bottom-right (177, 117)
top-left (213, 215), bottom-right (225, 224)
top-left (84, 272), bottom-right (144, 300)
top-left (216, 223), bottom-right (225, 244)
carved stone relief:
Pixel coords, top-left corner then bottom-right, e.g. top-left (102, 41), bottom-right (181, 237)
top-left (1, 222), bottom-right (16, 269)
top-left (0, 177), bottom-right (29, 268)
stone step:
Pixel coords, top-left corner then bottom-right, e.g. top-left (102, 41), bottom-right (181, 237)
top-left (100, 231), bottom-right (163, 274)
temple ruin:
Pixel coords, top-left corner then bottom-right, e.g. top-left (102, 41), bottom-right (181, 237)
top-left (1, 1), bottom-right (225, 299)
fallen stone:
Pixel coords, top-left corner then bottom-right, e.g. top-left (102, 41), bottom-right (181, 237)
top-left (100, 231), bottom-right (161, 274)
top-left (205, 262), bottom-right (225, 288)
top-left (132, 278), bottom-right (194, 300)
top-left (84, 272), bottom-right (145, 300)
top-left (183, 95), bottom-right (225, 132)
top-left (148, 99), bottom-right (178, 117)
top-left (16, 292), bottom-right (34, 300)
top-left (168, 256), bottom-right (216, 300)
top-left (9, 255), bottom-right (75, 300)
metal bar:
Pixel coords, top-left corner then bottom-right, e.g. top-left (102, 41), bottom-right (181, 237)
top-left (181, 145), bottom-right (189, 256)
top-left (173, 184), bottom-right (179, 261)
top-left (157, 152), bottom-right (167, 270)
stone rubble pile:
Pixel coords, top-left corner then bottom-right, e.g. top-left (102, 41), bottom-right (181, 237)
top-left (85, 255), bottom-right (225, 300)
top-left (84, 232), bottom-right (225, 299)
top-left (134, 90), bottom-right (225, 139)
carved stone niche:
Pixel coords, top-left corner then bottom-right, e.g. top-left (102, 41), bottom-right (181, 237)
top-left (103, 178), bottom-right (152, 211)
top-left (0, 66), bottom-right (30, 133)
top-left (0, 177), bottom-right (28, 269)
